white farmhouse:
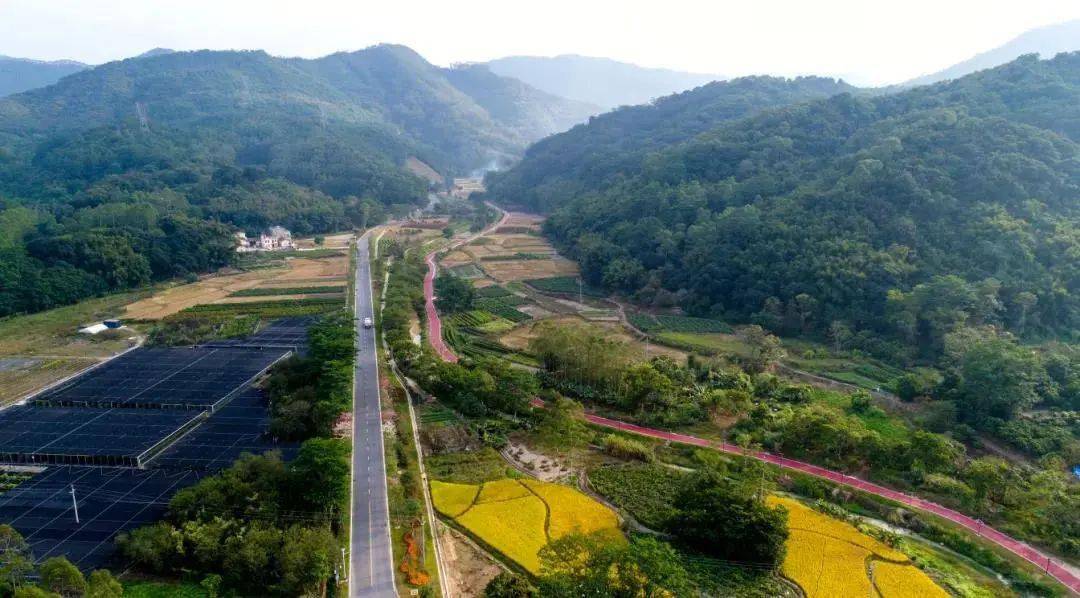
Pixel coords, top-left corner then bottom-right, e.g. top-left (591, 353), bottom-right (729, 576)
top-left (235, 226), bottom-right (294, 252)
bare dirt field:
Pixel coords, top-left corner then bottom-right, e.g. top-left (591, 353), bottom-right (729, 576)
top-left (439, 525), bottom-right (503, 597)
top-left (481, 257), bottom-right (578, 282)
top-left (124, 254), bottom-right (349, 320)
top-left (212, 292), bottom-right (345, 304)
top-left (123, 270), bottom-right (279, 319)
top-left (294, 232), bottom-right (353, 249)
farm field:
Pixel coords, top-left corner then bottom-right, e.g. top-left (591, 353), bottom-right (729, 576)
top-left (0, 288), bottom-right (148, 404)
top-left (628, 312), bottom-right (733, 334)
top-left (125, 244), bottom-right (349, 320)
top-left (768, 496), bottom-right (947, 598)
top-left (431, 478), bottom-right (622, 573)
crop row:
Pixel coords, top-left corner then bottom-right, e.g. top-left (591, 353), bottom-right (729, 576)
top-left (525, 276), bottom-right (606, 297)
top-left (479, 252), bottom-right (549, 261)
top-left (474, 298), bottom-right (531, 322)
top-left (475, 285), bottom-right (512, 298)
top-left (174, 297), bottom-right (345, 318)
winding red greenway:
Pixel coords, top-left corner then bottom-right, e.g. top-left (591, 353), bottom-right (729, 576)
top-left (419, 212), bottom-right (1080, 594)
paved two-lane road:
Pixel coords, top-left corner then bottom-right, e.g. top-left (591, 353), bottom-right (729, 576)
top-left (350, 231), bottom-right (395, 597)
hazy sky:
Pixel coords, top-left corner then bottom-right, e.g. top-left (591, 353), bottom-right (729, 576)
top-left (2, 0), bottom-right (1079, 86)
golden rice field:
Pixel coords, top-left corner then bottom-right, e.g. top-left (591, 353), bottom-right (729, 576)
top-left (431, 478), bottom-right (622, 573)
top-left (429, 481), bottom-right (479, 518)
top-left (768, 496), bottom-right (947, 598)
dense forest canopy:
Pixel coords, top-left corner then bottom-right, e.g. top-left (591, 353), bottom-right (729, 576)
top-left (488, 54), bottom-right (1080, 354)
top-left (485, 75), bottom-right (857, 213)
top-left (0, 45), bottom-right (592, 317)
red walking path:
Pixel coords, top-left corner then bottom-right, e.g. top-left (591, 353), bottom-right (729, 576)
top-left (559, 405), bottom-right (1080, 593)
top-left (421, 214), bottom-right (1079, 594)
top-left (424, 210), bottom-right (511, 363)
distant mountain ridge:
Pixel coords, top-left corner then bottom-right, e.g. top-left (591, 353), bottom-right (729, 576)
top-left (904, 19), bottom-right (1080, 86)
top-left (484, 54), bottom-right (721, 109)
top-left (0, 44), bottom-right (595, 177)
top-left (0, 55), bottom-right (88, 97)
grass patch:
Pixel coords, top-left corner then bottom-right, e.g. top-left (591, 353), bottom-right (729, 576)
top-left (587, 463), bottom-right (687, 530)
top-left (426, 447), bottom-right (515, 484)
top-left (448, 264), bottom-right (484, 279)
top-left (629, 313), bottom-right (733, 334)
top-left (475, 285), bottom-right (512, 298)
top-left (0, 287), bottom-right (151, 357)
top-left (653, 332), bottom-right (753, 357)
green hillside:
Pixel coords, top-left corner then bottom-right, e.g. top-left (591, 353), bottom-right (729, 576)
top-left (0, 45), bottom-right (592, 317)
top-left (494, 54), bottom-right (1080, 354)
top-left (485, 75), bottom-right (857, 212)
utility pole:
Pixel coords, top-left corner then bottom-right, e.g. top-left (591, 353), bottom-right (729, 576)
top-left (578, 277), bottom-right (583, 305)
top-left (69, 485), bottom-right (79, 524)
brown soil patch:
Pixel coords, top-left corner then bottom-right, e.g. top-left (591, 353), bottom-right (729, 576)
top-left (125, 254), bottom-right (348, 320)
top-left (481, 257), bottom-right (578, 282)
top-left (213, 292), bottom-right (344, 304)
top-left (294, 232), bottom-right (353, 249)
top-left (405, 156), bottom-right (443, 185)
top-left (123, 269), bottom-right (280, 320)
top-left (440, 525), bottom-right (503, 598)
top-left (272, 256), bottom-right (348, 280)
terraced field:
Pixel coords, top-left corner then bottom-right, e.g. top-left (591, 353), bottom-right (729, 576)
top-left (431, 478), bottom-right (623, 573)
top-left (768, 497), bottom-right (947, 598)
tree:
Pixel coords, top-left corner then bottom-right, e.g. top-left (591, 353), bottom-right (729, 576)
top-left (85, 570), bottom-right (123, 598)
top-left (289, 438), bottom-right (351, 515)
top-left (738, 325), bottom-right (785, 372)
top-left (199, 574), bottom-right (223, 598)
top-left (117, 522), bottom-right (181, 573)
top-left (483, 572), bottom-right (538, 597)
top-left (442, 226), bottom-right (454, 239)
top-left (827, 320), bottom-right (853, 353)
top-left (38, 557), bottom-right (85, 597)
top-left (671, 471), bottom-right (788, 566)
top-left (434, 274), bottom-right (475, 313)
top-left (963, 456), bottom-right (1011, 505)
top-left (538, 534), bottom-right (692, 597)
top-left (0, 525), bottom-right (33, 592)
top-left (535, 397), bottom-right (592, 455)
top-left (279, 526), bottom-right (337, 596)
top-left (944, 329), bottom-right (1045, 420)
top-left (313, 235), bottom-right (325, 246)
top-left (13, 587), bottom-right (59, 598)
top-left (620, 362), bottom-right (675, 413)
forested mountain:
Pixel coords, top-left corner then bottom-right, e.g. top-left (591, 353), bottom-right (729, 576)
top-left (493, 54), bottom-right (1080, 355)
top-left (486, 75), bottom-right (857, 212)
top-left (0, 55), bottom-right (87, 97)
top-left (485, 54), bottom-right (720, 109)
top-left (0, 45), bottom-right (591, 317)
top-left (904, 19), bottom-right (1080, 86)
